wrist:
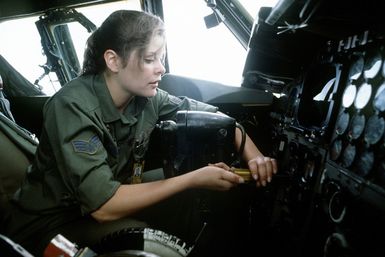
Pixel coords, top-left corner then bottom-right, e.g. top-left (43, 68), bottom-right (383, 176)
top-left (247, 154), bottom-right (263, 164)
top-left (179, 170), bottom-right (198, 190)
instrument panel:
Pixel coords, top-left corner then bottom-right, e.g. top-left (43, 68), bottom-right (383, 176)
top-left (267, 29), bottom-right (385, 256)
top-left (326, 40), bottom-right (385, 209)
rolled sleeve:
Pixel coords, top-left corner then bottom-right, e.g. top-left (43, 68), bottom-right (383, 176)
top-left (77, 167), bottom-right (120, 214)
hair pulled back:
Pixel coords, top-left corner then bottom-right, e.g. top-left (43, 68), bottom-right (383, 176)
top-left (82, 10), bottom-right (164, 75)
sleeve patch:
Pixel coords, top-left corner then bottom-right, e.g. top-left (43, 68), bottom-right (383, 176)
top-left (72, 135), bottom-right (102, 155)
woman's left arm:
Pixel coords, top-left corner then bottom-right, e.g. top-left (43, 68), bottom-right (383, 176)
top-left (235, 127), bottom-right (278, 187)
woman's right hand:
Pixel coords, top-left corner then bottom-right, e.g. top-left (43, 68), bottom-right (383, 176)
top-left (189, 162), bottom-right (245, 191)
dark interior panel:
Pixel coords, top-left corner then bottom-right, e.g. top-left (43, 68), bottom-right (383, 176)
top-left (159, 73), bottom-right (273, 106)
top-left (9, 96), bottom-right (49, 137)
top-left (0, 0), bottom-right (120, 21)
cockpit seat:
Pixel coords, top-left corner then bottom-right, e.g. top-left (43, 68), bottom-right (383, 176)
top-left (0, 115), bottom-right (37, 209)
top-left (0, 74), bottom-right (37, 228)
top-left (0, 75), bottom-right (15, 122)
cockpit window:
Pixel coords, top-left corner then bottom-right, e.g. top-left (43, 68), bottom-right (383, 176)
top-left (0, 16), bottom-right (52, 93)
top-left (163, 0), bottom-right (246, 86)
top-left (0, 0), bottom-right (279, 93)
top-left (162, 0), bottom-right (279, 87)
top-left (0, 0), bottom-right (141, 96)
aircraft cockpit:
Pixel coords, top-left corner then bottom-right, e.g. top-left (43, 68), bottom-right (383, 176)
top-left (0, 0), bottom-right (385, 256)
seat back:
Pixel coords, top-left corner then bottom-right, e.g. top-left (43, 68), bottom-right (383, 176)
top-left (0, 105), bottom-right (38, 225)
top-left (0, 111), bottom-right (37, 202)
top-left (0, 75), bottom-right (15, 122)
top-left (0, 129), bottom-right (31, 207)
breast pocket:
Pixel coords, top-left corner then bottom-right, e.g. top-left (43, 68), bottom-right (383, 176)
top-left (133, 129), bottom-right (153, 161)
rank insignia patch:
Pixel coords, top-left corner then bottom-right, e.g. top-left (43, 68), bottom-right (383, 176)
top-left (72, 135), bottom-right (102, 154)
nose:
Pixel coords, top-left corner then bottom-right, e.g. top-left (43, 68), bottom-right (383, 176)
top-left (156, 59), bottom-right (166, 75)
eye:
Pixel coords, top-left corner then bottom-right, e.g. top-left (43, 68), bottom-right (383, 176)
top-left (144, 58), bottom-right (155, 64)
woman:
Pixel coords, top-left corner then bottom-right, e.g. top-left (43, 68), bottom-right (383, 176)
top-left (4, 10), bottom-right (277, 256)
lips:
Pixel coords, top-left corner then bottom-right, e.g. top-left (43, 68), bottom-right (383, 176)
top-left (149, 80), bottom-right (160, 87)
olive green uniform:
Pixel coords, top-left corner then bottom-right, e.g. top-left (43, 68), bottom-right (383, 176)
top-left (3, 74), bottom-right (217, 255)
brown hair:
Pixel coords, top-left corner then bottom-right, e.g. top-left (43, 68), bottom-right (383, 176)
top-left (82, 10), bottom-right (165, 75)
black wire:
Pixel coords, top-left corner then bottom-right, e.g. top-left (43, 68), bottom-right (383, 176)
top-left (236, 122), bottom-right (246, 164)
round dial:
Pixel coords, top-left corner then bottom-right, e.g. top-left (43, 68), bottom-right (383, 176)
top-left (364, 115), bottom-right (385, 145)
top-left (335, 111), bottom-right (350, 135)
top-left (328, 191), bottom-right (346, 223)
top-left (342, 144), bottom-right (356, 168)
top-left (364, 51), bottom-right (382, 79)
top-left (374, 83), bottom-right (385, 112)
top-left (354, 82), bottom-right (372, 110)
top-left (348, 114), bottom-right (365, 140)
top-left (355, 151), bottom-right (374, 177)
top-left (342, 84), bottom-right (357, 108)
top-left (348, 56), bottom-right (364, 80)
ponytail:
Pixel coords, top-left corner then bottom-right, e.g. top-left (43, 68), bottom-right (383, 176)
top-left (82, 29), bottom-right (104, 75)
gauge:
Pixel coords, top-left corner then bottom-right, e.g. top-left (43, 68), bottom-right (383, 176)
top-left (355, 150), bottom-right (374, 177)
top-left (363, 51), bottom-right (382, 79)
top-left (364, 115), bottom-right (385, 145)
top-left (354, 82), bottom-right (372, 109)
top-left (335, 111), bottom-right (350, 135)
top-left (342, 84), bottom-right (357, 108)
top-left (348, 114), bottom-right (365, 140)
top-left (341, 143), bottom-right (356, 168)
top-left (348, 55), bottom-right (364, 81)
top-left (330, 139), bottom-right (342, 161)
top-left (324, 233), bottom-right (349, 254)
top-left (328, 191), bottom-right (346, 223)
top-left (373, 83), bottom-right (385, 112)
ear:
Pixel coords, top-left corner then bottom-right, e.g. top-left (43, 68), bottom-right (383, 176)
top-left (104, 49), bottom-right (120, 73)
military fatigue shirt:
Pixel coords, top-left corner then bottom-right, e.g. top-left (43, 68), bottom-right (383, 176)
top-left (13, 73), bottom-right (218, 217)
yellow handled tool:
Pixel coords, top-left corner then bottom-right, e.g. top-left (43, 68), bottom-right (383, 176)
top-left (233, 168), bottom-right (252, 182)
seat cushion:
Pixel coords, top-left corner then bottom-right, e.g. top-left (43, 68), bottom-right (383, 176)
top-left (0, 130), bottom-right (30, 208)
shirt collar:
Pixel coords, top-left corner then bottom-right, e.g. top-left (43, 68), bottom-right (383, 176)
top-left (92, 73), bottom-right (148, 124)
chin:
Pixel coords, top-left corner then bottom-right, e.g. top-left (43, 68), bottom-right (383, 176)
top-left (150, 87), bottom-right (159, 96)
top-left (141, 88), bottom-right (158, 98)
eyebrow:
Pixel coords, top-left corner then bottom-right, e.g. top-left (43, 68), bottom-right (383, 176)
top-left (146, 44), bottom-right (166, 56)
top-left (144, 51), bottom-right (165, 59)
top-left (144, 52), bottom-right (157, 57)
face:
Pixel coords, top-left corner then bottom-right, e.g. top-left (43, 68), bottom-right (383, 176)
top-left (115, 34), bottom-right (166, 97)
